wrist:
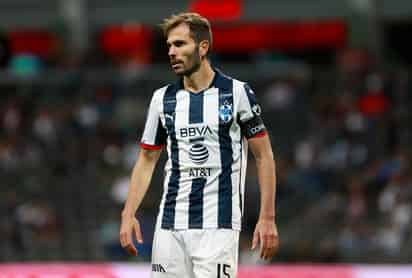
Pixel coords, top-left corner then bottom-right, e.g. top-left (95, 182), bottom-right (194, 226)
top-left (121, 209), bottom-right (136, 219)
top-left (258, 213), bottom-right (276, 221)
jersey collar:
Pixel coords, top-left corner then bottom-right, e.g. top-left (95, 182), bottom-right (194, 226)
top-left (174, 67), bottom-right (231, 92)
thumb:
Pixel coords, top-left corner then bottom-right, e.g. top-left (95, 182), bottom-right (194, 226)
top-left (251, 229), bottom-right (259, 250)
top-left (134, 221), bottom-right (143, 244)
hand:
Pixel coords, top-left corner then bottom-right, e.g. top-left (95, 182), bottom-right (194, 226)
top-left (251, 219), bottom-right (279, 260)
top-left (119, 215), bottom-right (143, 256)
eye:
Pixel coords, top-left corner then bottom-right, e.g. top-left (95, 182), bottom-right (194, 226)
top-left (173, 40), bottom-right (185, 47)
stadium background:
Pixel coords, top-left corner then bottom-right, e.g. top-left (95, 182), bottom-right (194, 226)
top-left (1, 0), bottom-right (412, 276)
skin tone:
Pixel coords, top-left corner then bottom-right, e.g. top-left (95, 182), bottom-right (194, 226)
top-left (119, 22), bottom-right (279, 261)
top-left (166, 23), bottom-right (215, 92)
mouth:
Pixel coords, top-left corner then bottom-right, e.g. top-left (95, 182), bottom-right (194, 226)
top-left (171, 60), bottom-right (183, 69)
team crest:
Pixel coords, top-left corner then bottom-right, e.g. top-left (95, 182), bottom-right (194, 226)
top-left (219, 101), bottom-right (233, 123)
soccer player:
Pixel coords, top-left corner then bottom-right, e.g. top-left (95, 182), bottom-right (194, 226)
top-left (120, 12), bottom-right (279, 278)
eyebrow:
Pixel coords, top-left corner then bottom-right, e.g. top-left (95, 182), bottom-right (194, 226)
top-left (166, 39), bottom-right (185, 46)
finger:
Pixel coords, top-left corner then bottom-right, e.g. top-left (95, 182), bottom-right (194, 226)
top-left (125, 243), bottom-right (138, 256)
top-left (251, 230), bottom-right (259, 250)
top-left (265, 242), bottom-right (275, 260)
top-left (267, 235), bottom-right (276, 260)
top-left (120, 231), bottom-right (128, 247)
top-left (120, 230), bottom-right (138, 256)
top-left (134, 222), bottom-right (143, 244)
top-left (262, 247), bottom-right (269, 260)
top-left (266, 235), bottom-right (279, 259)
top-left (121, 228), bottom-right (133, 244)
top-left (119, 233), bottom-right (124, 246)
top-left (267, 235), bottom-right (278, 259)
top-left (260, 233), bottom-right (268, 259)
top-left (262, 234), bottom-right (274, 260)
top-left (267, 247), bottom-right (275, 260)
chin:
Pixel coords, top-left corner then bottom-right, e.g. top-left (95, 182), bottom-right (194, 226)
top-left (173, 68), bottom-right (186, 76)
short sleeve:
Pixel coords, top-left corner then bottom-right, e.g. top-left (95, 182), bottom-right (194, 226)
top-left (238, 83), bottom-right (267, 139)
top-left (140, 93), bottom-right (167, 150)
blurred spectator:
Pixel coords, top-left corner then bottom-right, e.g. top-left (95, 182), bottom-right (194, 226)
top-left (0, 190), bottom-right (25, 258)
top-left (376, 171), bottom-right (412, 256)
top-left (33, 110), bottom-right (57, 144)
top-left (263, 79), bottom-right (296, 110)
top-left (0, 42), bottom-right (411, 264)
top-left (345, 176), bottom-right (368, 225)
top-left (0, 32), bottom-right (11, 67)
top-left (358, 73), bottom-right (390, 119)
top-left (111, 175), bottom-right (130, 205)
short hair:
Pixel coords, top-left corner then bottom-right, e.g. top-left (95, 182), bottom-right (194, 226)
top-left (161, 12), bottom-right (213, 57)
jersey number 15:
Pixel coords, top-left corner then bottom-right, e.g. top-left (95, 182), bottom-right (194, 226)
top-left (217, 263), bottom-right (231, 278)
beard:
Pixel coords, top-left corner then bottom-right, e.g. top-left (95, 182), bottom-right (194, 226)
top-left (174, 48), bottom-right (202, 77)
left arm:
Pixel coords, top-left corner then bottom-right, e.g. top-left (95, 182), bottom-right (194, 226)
top-left (249, 134), bottom-right (279, 260)
top-left (237, 82), bottom-right (279, 260)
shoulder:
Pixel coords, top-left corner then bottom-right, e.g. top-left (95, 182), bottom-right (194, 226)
top-left (151, 84), bottom-right (172, 103)
top-left (230, 77), bottom-right (253, 98)
top-left (214, 69), bottom-right (247, 93)
top-left (232, 78), bottom-right (247, 89)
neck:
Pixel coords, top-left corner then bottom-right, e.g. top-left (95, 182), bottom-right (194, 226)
top-left (183, 60), bottom-right (215, 93)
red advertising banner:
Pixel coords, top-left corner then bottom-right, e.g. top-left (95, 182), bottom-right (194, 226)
top-left (211, 20), bottom-right (347, 52)
top-left (189, 0), bottom-right (242, 21)
top-left (8, 30), bottom-right (59, 58)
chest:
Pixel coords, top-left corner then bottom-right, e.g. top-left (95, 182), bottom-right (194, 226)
top-left (161, 90), bottom-right (236, 140)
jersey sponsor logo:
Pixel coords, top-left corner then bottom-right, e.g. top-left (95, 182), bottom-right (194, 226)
top-left (180, 126), bottom-right (212, 138)
top-left (189, 167), bottom-right (211, 177)
top-left (219, 101), bottom-right (233, 123)
top-left (189, 143), bottom-right (209, 164)
top-left (251, 104), bottom-right (261, 116)
top-left (152, 264), bottom-right (166, 273)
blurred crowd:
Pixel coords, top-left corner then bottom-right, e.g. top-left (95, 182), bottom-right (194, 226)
top-left (0, 46), bottom-right (411, 264)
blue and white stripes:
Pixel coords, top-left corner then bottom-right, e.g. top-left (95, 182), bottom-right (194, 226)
top-left (141, 70), bottom-right (265, 231)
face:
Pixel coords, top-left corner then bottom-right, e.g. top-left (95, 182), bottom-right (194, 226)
top-left (166, 23), bottom-right (204, 76)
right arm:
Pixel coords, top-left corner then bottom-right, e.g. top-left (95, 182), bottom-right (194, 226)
top-left (122, 148), bottom-right (162, 219)
top-left (120, 88), bottom-right (167, 256)
top-left (119, 147), bottom-right (162, 256)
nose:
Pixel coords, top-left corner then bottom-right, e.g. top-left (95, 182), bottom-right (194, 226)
top-left (168, 45), bottom-right (176, 57)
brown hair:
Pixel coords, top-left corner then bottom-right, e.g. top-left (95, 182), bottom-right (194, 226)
top-left (161, 12), bottom-right (213, 57)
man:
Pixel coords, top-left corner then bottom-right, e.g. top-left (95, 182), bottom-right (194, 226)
top-left (120, 12), bottom-right (279, 278)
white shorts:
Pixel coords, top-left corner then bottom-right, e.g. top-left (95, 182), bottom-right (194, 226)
top-left (151, 227), bottom-right (239, 278)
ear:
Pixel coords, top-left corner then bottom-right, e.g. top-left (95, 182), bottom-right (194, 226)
top-left (198, 40), bottom-right (209, 58)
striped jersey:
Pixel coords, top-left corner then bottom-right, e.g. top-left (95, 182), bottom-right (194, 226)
top-left (140, 69), bottom-right (267, 231)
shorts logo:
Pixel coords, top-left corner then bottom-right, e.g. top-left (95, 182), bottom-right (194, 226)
top-left (189, 143), bottom-right (209, 164)
top-left (152, 264), bottom-right (166, 273)
top-left (219, 101), bottom-right (233, 123)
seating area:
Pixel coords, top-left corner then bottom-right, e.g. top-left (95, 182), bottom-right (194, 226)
top-left (1, 48), bottom-right (411, 263)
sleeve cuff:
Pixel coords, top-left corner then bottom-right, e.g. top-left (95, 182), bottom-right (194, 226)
top-left (249, 130), bottom-right (268, 139)
top-left (140, 143), bottom-right (164, 150)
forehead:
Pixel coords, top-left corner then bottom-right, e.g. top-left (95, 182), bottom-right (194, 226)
top-left (166, 23), bottom-right (194, 43)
